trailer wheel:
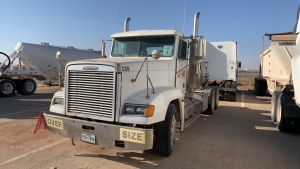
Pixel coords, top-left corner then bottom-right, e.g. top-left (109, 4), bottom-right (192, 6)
top-left (254, 78), bottom-right (267, 96)
top-left (0, 79), bottom-right (16, 97)
top-left (271, 91), bottom-right (281, 122)
top-left (231, 91), bottom-right (237, 102)
top-left (276, 95), bottom-right (292, 132)
top-left (260, 80), bottom-right (267, 96)
top-left (154, 103), bottom-right (179, 156)
top-left (214, 87), bottom-right (219, 110)
top-left (225, 81), bottom-right (232, 88)
top-left (254, 78), bottom-right (261, 96)
top-left (205, 89), bottom-right (215, 115)
top-left (231, 81), bottom-right (237, 89)
top-left (18, 79), bottom-right (37, 95)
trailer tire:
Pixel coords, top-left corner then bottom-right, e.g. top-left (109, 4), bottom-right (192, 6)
top-left (206, 89), bottom-right (215, 115)
top-left (231, 81), bottom-right (237, 89)
top-left (214, 87), bottom-right (219, 110)
top-left (254, 78), bottom-right (261, 96)
top-left (255, 78), bottom-right (267, 96)
top-left (231, 91), bottom-right (237, 102)
top-left (18, 79), bottom-right (37, 95)
top-left (271, 91), bottom-right (281, 122)
top-left (153, 103), bottom-right (179, 156)
top-left (276, 95), bottom-right (292, 132)
top-left (0, 79), bottom-right (16, 97)
top-left (261, 80), bottom-right (267, 96)
top-left (225, 81), bottom-right (232, 88)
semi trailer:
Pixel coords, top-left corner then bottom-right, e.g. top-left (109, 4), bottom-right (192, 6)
top-left (0, 42), bottom-right (101, 97)
top-left (254, 5), bottom-right (300, 132)
top-left (42, 12), bottom-right (221, 156)
top-left (202, 41), bottom-right (240, 102)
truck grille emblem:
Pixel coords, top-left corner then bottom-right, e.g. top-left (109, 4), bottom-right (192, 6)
top-left (217, 45), bottom-right (223, 49)
top-left (83, 66), bottom-right (98, 70)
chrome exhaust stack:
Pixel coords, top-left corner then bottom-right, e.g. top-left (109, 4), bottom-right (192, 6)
top-left (187, 12), bottom-right (201, 98)
top-left (124, 17), bottom-right (131, 32)
top-left (193, 12), bottom-right (200, 39)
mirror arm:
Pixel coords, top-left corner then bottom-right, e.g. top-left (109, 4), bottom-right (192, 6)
top-left (131, 57), bottom-right (147, 83)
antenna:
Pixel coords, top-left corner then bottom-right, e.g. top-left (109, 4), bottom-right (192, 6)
top-left (183, 0), bottom-right (187, 34)
top-left (114, 6), bottom-right (117, 33)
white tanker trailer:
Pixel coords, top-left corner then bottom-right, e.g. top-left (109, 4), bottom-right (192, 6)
top-left (0, 42), bottom-right (101, 97)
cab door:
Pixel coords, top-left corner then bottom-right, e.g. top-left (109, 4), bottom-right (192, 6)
top-left (176, 39), bottom-right (188, 94)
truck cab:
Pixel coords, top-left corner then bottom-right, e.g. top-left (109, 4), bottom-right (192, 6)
top-left (45, 12), bottom-right (217, 156)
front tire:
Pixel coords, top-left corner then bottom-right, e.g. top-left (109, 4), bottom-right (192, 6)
top-left (154, 103), bottom-right (179, 156)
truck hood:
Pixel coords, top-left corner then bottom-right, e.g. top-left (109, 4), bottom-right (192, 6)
top-left (66, 57), bottom-right (171, 72)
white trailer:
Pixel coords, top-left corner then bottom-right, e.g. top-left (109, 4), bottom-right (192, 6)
top-left (202, 41), bottom-right (240, 102)
top-left (254, 6), bottom-right (300, 132)
top-left (42, 12), bottom-right (220, 156)
top-left (0, 42), bottom-right (101, 97)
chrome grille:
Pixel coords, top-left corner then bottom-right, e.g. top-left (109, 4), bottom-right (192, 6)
top-left (67, 69), bottom-right (115, 121)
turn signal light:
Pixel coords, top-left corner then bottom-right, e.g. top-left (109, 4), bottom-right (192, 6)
top-left (145, 105), bottom-right (155, 117)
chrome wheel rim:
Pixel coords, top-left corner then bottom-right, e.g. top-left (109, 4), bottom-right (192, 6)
top-left (2, 82), bottom-right (13, 94)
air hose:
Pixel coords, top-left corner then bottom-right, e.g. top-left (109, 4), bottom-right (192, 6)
top-left (0, 52), bottom-right (11, 72)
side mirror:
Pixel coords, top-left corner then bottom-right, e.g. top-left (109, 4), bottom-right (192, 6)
top-left (238, 61), bottom-right (241, 68)
top-left (152, 50), bottom-right (161, 59)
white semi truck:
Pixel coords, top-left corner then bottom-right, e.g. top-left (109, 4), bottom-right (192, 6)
top-left (254, 6), bottom-right (300, 132)
top-left (202, 41), bottom-right (240, 102)
top-left (43, 12), bottom-right (220, 156)
top-left (0, 42), bottom-right (101, 97)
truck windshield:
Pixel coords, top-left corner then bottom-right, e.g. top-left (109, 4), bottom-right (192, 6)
top-left (111, 36), bottom-right (175, 57)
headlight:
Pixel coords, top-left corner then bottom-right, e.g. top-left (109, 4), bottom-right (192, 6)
top-left (51, 97), bottom-right (64, 105)
top-left (123, 104), bottom-right (154, 117)
top-left (125, 105), bottom-right (135, 114)
top-left (136, 106), bottom-right (146, 114)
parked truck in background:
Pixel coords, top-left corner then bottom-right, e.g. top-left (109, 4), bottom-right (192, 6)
top-left (0, 42), bottom-right (101, 97)
top-left (43, 12), bottom-right (220, 156)
top-left (254, 6), bottom-right (300, 132)
top-left (202, 41), bottom-right (240, 102)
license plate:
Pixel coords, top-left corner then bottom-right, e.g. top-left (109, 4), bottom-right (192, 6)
top-left (120, 128), bottom-right (145, 144)
top-left (81, 133), bottom-right (95, 144)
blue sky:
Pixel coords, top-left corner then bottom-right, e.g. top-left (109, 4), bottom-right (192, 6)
top-left (1, 0), bottom-right (299, 69)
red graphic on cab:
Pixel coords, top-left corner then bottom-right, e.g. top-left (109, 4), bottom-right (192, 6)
top-left (177, 70), bottom-right (186, 78)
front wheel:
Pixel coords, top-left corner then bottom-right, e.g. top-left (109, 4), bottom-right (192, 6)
top-left (154, 103), bottom-right (180, 156)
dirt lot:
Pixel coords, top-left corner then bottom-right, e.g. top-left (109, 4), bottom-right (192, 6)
top-left (237, 71), bottom-right (258, 90)
top-left (1, 86), bottom-right (300, 169)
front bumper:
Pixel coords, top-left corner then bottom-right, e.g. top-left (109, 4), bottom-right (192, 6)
top-left (43, 113), bottom-right (153, 150)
